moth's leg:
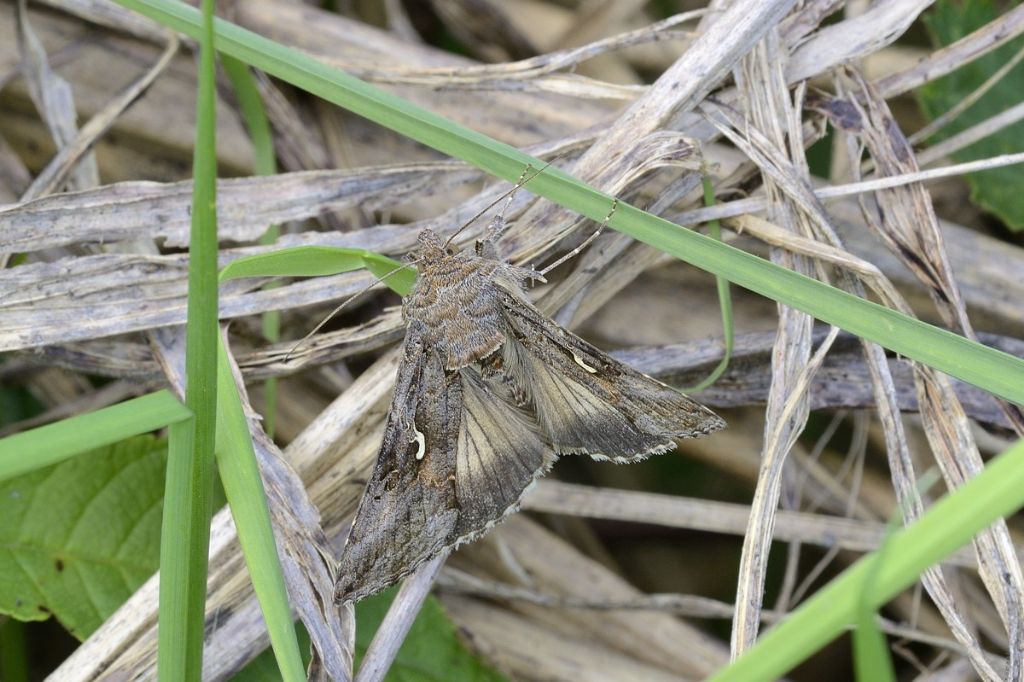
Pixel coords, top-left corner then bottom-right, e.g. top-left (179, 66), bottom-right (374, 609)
top-left (477, 167), bottom-right (533, 258)
top-left (539, 198), bottom-right (619, 276)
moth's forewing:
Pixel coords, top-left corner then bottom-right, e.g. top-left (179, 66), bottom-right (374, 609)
top-left (334, 322), bottom-right (459, 602)
top-left (335, 321), bottom-right (555, 603)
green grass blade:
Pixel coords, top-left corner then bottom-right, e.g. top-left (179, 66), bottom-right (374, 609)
top-left (111, 0), bottom-right (1024, 406)
top-left (222, 54), bottom-right (281, 436)
top-left (157, 0), bottom-right (220, 678)
top-left (214, 337), bottom-right (305, 682)
top-left (684, 175), bottom-right (733, 392)
top-left (852, 531), bottom-right (897, 681)
top-left (852, 596), bottom-right (897, 681)
top-left (220, 246), bottom-right (414, 295)
top-left (221, 55), bottom-right (277, 181)
top-left (0, 391), bottom-right (190, 483)
top-left (710, 437), bottom-right (1024, 681)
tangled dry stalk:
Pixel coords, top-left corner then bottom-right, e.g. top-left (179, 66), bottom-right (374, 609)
top-left (2, 0), bottom-right (1024, 680)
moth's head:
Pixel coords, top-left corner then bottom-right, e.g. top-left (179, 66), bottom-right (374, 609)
top-left (416, 229), bottom-right (457, 263)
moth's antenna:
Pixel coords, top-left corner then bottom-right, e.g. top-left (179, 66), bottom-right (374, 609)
top-left (444, 160), bottom-right (553, 249)
top-left (283, 258), bottom-right (422, 363)
top-left (539, 198), bottom-right (619, 276)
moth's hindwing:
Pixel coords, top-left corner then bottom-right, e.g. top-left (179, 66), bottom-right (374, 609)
top-left (497, 287), bottom-right (725, 461)
top-left (454, 366), bottom-right (553, 537)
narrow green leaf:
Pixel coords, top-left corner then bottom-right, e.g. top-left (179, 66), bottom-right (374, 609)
top-left (220, 246), bottom-right (415, 296)
top-left (0, 436), bottom-right (166, 639)
top-left (710, 437), bottom-right (1024, 681)
top-left (158, 0), bottom-right (220, 677)
top-left (356, 589), bottom-right (507, 682)
top-left (112, 0), bottom-right (1024, 406)
top-left (222, 53), bottom-right (281, 436)
top-left (232, 625), bottom-right (313, 682)
top-left (221, 55), bottom-right (277, 181)
top-left (0, 391), bottom-right (189, 483)
top-left (684, 174), bottom-right (733, 392)
top-left (852, 610), bottom-right (895, 682)
top-left (214, 337), bottom-right (305, 682)
top-left (852, 531), bottom-right (897, 681)
top-left (361, 254), bottom-right (418, 296)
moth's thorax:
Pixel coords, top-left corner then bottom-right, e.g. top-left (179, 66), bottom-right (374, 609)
top-left (406, 230), bottom-right (518, 370)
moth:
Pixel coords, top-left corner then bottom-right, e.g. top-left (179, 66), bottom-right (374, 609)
top-left (334, 190), bottom-right (725, 603)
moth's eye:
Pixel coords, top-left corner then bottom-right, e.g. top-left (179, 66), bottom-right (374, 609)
top-left (445, 247), bottom-right (456, 255)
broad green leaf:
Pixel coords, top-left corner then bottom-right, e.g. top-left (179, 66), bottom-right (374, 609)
top-left (919, 0), bottom-right (1024, 229)
top-left (0, 435), bottom-right (166, 639)
top-left (356, 589), bottom-right (507, 682)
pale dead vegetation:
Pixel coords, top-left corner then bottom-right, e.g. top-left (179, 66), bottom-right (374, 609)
top-left (2, 0), bottom-right (1024, 680)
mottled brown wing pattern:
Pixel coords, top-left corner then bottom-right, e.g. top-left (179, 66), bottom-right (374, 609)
top-left (334, 321), bottom-right (460, 602)
top-left (496, 286), bottom-right (725, 461)
top-left (335, 228), bottom-right (724, 603)
top-left (335, 321), bottom-right (553, 603)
